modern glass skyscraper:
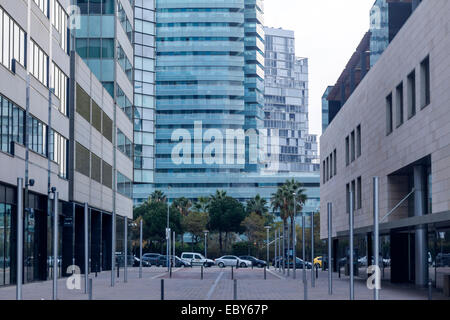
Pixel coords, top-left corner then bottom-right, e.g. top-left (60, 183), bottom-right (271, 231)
top-left (133, 0), bottom-right (156, 204)
top-left (264, 27), bottom-right (318, 173)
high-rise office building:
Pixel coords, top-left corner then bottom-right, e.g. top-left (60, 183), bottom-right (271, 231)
top-left (264, 27), bottom-right (318, 173)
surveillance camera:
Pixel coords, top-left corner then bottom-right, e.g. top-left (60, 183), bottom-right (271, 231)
top-left (29, 179), bottom-right (35, 187)
top-left (51, 187), bottom-right (57, 193)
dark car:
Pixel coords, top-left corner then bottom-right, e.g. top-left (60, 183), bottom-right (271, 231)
top-left (115, 253), bottom-right (135, 267)
top-left (141, 253), bottom-right (161, 266)
top-left (157, 255), bottom-right (192, 268)
top-left (239, 256), bottom-right (267, 268)
top-left (273, 256), bottom-right (312, 269)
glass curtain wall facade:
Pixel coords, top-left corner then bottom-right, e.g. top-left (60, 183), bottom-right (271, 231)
top-left (133, 0), bottom-right (156, 204)
top-left (370, 0), bottom-right (389, 67)
top-left (264, 27), bottom-right (318, 174)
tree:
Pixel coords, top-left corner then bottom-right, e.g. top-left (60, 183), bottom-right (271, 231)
top-left (172, 197), bottom-right (192, 249)
top-left (149, 190), bottom-right (167, 203)
top-left (193, 197), bottom-right (210, 213)
top-left (241, 212), bottom-right (266, 253)
top-left (208, 193), bottom-right (246, 254)
top-left (246, 194), bottom-right (268, 216)
top-left (182, 211), bottom-right (209, 250)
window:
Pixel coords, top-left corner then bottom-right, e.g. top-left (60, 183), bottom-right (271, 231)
top-left (0, 7), bottom-right (27, 70)
top-left (356, 125), bottom-right (361, 158)
top-left (333, 149), bottom-right (337, 175)
top-left (386, 93), bottom-right (393, 135)
top-left (33, 0), bottom-right (48, 16)
top-left (91, 101), bottom-right (102, 133)
top-left (329, 152), bottom-right (333, 178)
top-left (407, 70), bottom-right (416, 119)
top-left (76, 83), bottom-right (91, 122)
top-left (396, 82), bottom-right (404, 128)
top-left (102, 113), bottom-right (113, 142)
top-left (357, 177), bottom-right (362, 209)
top-left (117, 171), bottom-right (132, 198)
top-left (351, 180), bottom-right (356, 211)
top-left (322, 160), bottom-right (326, 184)
top-left (117, 129), bottom-right (132, 160)
top-left (345, 136), bottom-right (350, 166)
top-left (50, 130), bottom-right (68, 178)
top-left (420, 56), bottom-right (430, 108)
top-left (27, 115), bottom-right (47, 156)
top-left (91, 153), bottom-right (101, 183)
top-left (0, 94), bottom-right (25, 154)
top-left (325, 157), bottom-right (329, 182)
top-left (51, 62), bottom-right (68, 115)
top-left (76, 142), bottom-right (90, 177)
top-left (29, 39), bottom-right (48, 86)
top-left (51, 0), bottom-right (68, 52)
top-left (350, 130), bottom-right (355, 162)
top-left (102, 160), bottom-right (112, 189)
top-left (346, 183), bottom-right (350, 213)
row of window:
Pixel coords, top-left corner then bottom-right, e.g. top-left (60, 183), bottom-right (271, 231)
top-left (323, 149), bottom-right (337, 184)
top-left (77, 0), bottom-right (115, 15)
top-left (117, 171), bottom-right (132, 199)
top-left (0, 7), bottom-right (27, 70)
top-left (117, 43), bottom-right (132, 82)
top-left (346, 177), bottom-right (362, 212)
top-left (345, 124), bottom-right (361, 166)
top-left (117, 128), bottom-right (132, 160)
top-left (76, 83), bottom-right (113, 142)
top-left (118, 1), bottom-right (133, 43)
top-left (116, 85), bottom-right (133, 120)
top-left (0, 93), bottom-right (68, 178)
top-left (386, 55), bottom-right (430, 135)
top-left (33, 0), bottom-right (68, 52)
top-left (76, 37), bottom-right (115, 59)
top-left (50, 63), bottom-right (68, 115)
top-left (75, 142), bottom-right (113, 189)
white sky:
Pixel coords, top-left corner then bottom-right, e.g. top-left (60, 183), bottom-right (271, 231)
top-left (264, 0), bottom-right (375, 137)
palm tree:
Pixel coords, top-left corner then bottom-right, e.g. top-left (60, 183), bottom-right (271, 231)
top-left (246, 194), bottom-right (268, 216)
top-left (193, 196), bottom-right (210, 213)
top-left (271, 185), bottom-right (291, 261)
top-left (172, 197), bottom-right (192, 250)
top-left (210, 190), bottom-right (227, 202)
top-left (149, 190), bottom-right (166, 203)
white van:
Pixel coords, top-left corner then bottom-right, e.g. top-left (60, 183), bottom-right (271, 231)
top-left (181, 252), bottom-right (214, 267)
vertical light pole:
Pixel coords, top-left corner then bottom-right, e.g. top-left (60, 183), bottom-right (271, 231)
top-left (278, 228), bottom-right (281, 273)
top-left (167, 198), bottom-right (170, 272)
top-left (52, 190), bottom-right (59, 300)
top-left (328, 203), bottom-right (333, 295)
top-left (292, 193), bottom-right (298, 279)
top-left (282, 227), bottom-right (285, 275)
top-left (139, 219), bottom-right (143, 278)
top-left (124, 216), bottom-right (128, 283)
top-left (16, 178), bottom-right (23, 300)
top-left (111, 211), bottom-right (116, 287)
top-left (302, 214), bottom-right (307, 299)
top-left (173, 231), bottom-right (176, 267)
top-left (265, 226), bottom-right (271, 269)
top-left (287, 222), bottom-right (290, 277)
top-left (349, 191), bottom-right (354, 300)
top-left (373, 177), bottom-right (379, 300)
top-left (311, 212), bottom-right (315, 287)
top-left (204, 230), bottom-right (209, 258)
top-left (84, 203), bottom-right (89, 294)
top-left (274, 229), bottom-right (277, 271)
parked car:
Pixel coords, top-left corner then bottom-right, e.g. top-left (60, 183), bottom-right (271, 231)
top-left (180, 252), bottom-right (215, 267)
top-left (215, 255), bottom-right (252, 268)
top-left (141, 253), bottom-right (161, 266)
top-left (115, 253), bottom-right (135, 267)
top-left (239, 256), bottom-right (267, 268)
top-left (157, 255), bottom-right (192, 268)
top-left (273, 256), bottom-right (312, 269)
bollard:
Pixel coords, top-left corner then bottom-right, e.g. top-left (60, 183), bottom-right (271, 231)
top-left (428, 279), bottom-right (432, 300)
top-left (201, 266), bottom-right (204, 280)
top-left (231, 266), bottom-right (234, 280)
top-left (339, 266), bottom-right (341, 278)
top-left (170, 264), bottom-right (172, 278)
top-left (234, 279), bottom-right (237, 300)
top-left (117, 263), bottom-right (120, 278)
top-left (316, 265), bottom-right (319, 279)
top-left (89, 279), bottom-right (93, 300)
top-left (161, 279), bottom-right (164, 300)
top-left (264, 266), bottom-right (267, 280)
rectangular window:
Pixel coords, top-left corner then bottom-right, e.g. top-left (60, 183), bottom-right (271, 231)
top-left (117, 171), bottom-right (132, 199)
top-left (30, 39), bottom-right (48, 86)
top-left (333, 149), bottom-right (337, 175)
top-left (51, 0), bottom-right (68, 52)
top-left (102, 160), bottom-right (112, 189)
top-left (407, 70), bottom-right (416, 119)
top-left (356, 125), bottom-right (361, 158)
top-left (117, 129), bottom-right (132, 160)
top-left (33, 0), bottom-right (48, 16)
top-left (345, 136), bottom-right (350, 166)
top-left (322, 160), bottom-right (326, 184)
top-left (386, 93), bottom-right (393, 135)
top-left (420, 56), bottom-right (430, 108)
top-left (91, 153), bottom-right (101, 183)
top-left (102, 112), bottom-right (113, 143)
top-left (51, 62), bottom-right (68, 115)
top-left (396, 82), bottom-right (404, 127)
top-left (91, 101), bottom-right (102, 133)
top-left (346, 183), bottom-right (350, 214)
top-left (76, 83), bottom-right (91, 122)
top-left (325, 157), bottom-right (329, 182)
top-left (329, 153), bottom-right (333, 178)
top-left (357, 177), bottom-right (362, 209)
top-left (0, 8), bottom-right (26, 70)
top-left (76, 142), bottom-right (90, 177)
top-left (350, 130), bottom-right (355, 162)
top-left (351, 180), bottom-right (356, 211)
top-left (50, 130), bottom-right (68, 178)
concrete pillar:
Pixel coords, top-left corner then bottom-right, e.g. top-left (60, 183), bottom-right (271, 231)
top-left (413, 165), bottom-right (428, 287)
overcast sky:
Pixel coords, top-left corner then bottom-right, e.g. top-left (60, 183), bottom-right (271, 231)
top-left (264, 0), bottom-right (375, 137)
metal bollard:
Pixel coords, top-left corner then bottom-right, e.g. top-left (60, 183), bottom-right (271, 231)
top-left (233, 279), bottom-right (237, 300)
top-left (170, 265), bottom-right (172, 278)
top-left (89, 278), bottom-right (93, 300)
top-left (161, 279), bottom-right (164, 300)
top-left (231, 266), bottom-right (234, 280)
top-left (428, 279), bottom-right (433, 300)
top-left (316, 265), bottom-right (319, 279)
top-left (264, 266), bottom-right (267, 280)
top-left (117, 263), bottom-right (120, 278)
top-left (201, 266), bottom-right (204, 280)
top-left (338, 266), bottom-right (341, 278)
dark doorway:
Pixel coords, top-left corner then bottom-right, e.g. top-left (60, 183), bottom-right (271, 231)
top-left (102, 213), bottom-right (112, 271)
top-left (91, 210), bottom-right (101, 273)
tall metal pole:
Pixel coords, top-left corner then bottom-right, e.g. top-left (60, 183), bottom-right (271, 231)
top-left (278, 228), bottom-right (281, 273)
top-left (52, 191), bottom-right (59, 300)
top-left (302, 214), bottom-right (307, 299)
top-left (282, 227), bottom-right (285, 274)
top-left (373, 177), bottom-right (380, 300)
top-left (111, 211), bottom-right (115, 287)
top-left (173, 231), bottom-right (176, 267)
top-left (293, 193), bottom-right (296, 279)
top-left (287, 222), bottom-right (290, 276)
top-left (16, 178), bottom-right (23, 300)
top-left (124, 217), bottom-right (128, 283)
top-left (328, 203), bottom-right (332, 295)
top-left (84, 203), bottom-right (89, 294)
top-left (167, 199), bottom-right (170, 272)
top-left (139, 219), bottom-right (143, 278)
top-left (311, 212), bottom-right (315, 287)
top-left (204, 232), bottom-right (208, 258)
top-left (265, 226), bottom-right (270, 269)
top-left (349, 191), bottom-right (354, 300)
top-left (274, 229), bottom-right (277, 271)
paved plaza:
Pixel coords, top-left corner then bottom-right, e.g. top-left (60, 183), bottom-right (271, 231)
top-left (0, 266), bottom-right (448, 300)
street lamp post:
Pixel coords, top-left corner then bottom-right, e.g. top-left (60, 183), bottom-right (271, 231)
top-left (167, 197), bottom-right (170, 272)
top-left (139, 219), bottom-right (143, 279)
top-left (204, 230), bottom-right (209, 258)
top-left (292, 192), bottom-right (297, 279)
top-left (265, 226), bottom-right (271, 269)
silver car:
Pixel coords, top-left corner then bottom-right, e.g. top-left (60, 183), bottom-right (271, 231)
top-left (215, 255), bottom-right (252, 268)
